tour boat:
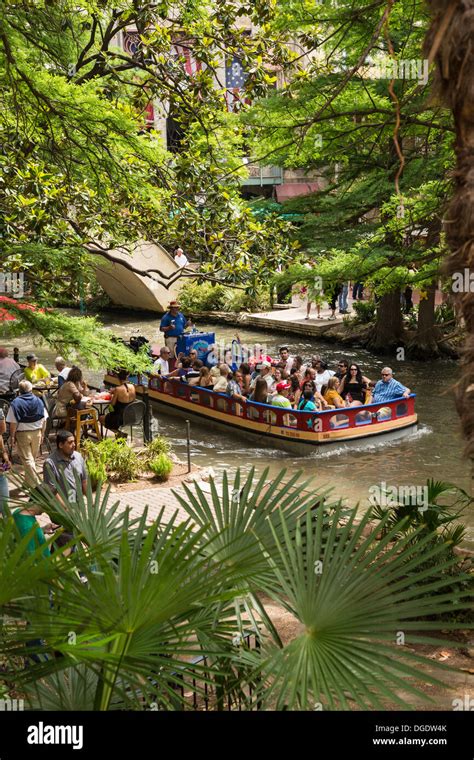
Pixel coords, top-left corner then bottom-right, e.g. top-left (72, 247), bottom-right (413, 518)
top-left (104, 372), bottom-right (418, 454)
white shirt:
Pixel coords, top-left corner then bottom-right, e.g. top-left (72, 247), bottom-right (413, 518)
top-left (0, 357), bottom-right (20, 394)
top-left (7, 403), bottom-right (48, 431)
top-left (315, 369), bottom-right (335, 393)
top-left (59, 366), bottom-right (72, 381)
top-left (174, 252), bottom-right (189, 268)
top-left (153, 357), bottom-right (169, 375)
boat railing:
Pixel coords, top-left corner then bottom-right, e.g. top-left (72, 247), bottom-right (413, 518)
top-left (112, 372), bottom-right (416, 434)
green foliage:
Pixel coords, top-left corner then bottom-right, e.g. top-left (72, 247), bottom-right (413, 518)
top-left (81, 438), bottom-right (142, 483)
top-left (178, 280), bottom-right (270, 313)
top-left (148, 453), bottom-right (173, 482)
top-left (370, 480), bottom-right (473, 622)
top-left (1, 467), bottom-right (472, 711)
top-left (178, 281), bottom-right (227, 312)
top-left (144, 436), bottom-right (172, 459)
top-left (351, 300), bottom-right (376, 324)
top-left (0, 304), bottom-right (152, 374)
top-left (435, 302), bottom-right (455, 325)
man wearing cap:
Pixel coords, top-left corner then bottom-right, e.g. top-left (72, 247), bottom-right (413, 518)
top-left (159, 301), bottom-right (191, 358)
top-left (24, 354), bottom-right (50, 385)
top-left (250, 361), bottom-right (274, 392)
top-left (271, 382), bottom-right (292, 409)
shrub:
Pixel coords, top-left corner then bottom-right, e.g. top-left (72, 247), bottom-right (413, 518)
top-left (178, 281), bottom-right (227, 312)
top-left (81, 438), bottom-right (142, 484)
top-left (145, 436), bottom-right (171, 458)
top-left (351, 299), bottom-right (376, 324)
top-left (148, 453), bottom-right (173, 482)
top-left (221, 286), bottom-right (271, 313)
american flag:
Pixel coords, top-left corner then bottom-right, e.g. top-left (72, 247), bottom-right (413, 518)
top-left (173, 42), bottom-right (202, 78)
top-left (225, 55), bottom-right (248, 111)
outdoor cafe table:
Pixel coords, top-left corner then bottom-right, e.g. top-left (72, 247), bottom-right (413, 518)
top-left (89, 396), bottom-right (112, 437)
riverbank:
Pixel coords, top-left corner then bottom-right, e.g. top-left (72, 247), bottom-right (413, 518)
top-left (187, 306), bottom-right (462, 359)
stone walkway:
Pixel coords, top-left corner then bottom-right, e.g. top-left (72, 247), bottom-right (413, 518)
top-left (108, 478), bottom-right (213, 525)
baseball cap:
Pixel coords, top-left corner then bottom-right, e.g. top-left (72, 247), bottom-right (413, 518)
top-left (276, 382), bottom-right (291, 392)
top-left (260, 360), bottom-right (271, 368)
top-left (26, 353), bottom-right (37, 361)
top-left (168, 301), bottom-right (180, 309)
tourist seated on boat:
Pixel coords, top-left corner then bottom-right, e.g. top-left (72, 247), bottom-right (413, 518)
top-left (372, 367), bottom-right (411, 402)
top-left (24, 354), bottom-right (50, 385)
top-left (269, 367), bottom-right (288, 395)
top-left (184, 359), bottom-right (203, 383)
top-left (168, 356), bottom-right (193, 381)
top-left (323, 377), bottom-right (347, 409)
top-left (310, 355), bottom-right (322, 370)
top-left (250, 360), bottom-right (274, 393)
top-left (212, 364), bottom-right (231, 393)
top-left (239, 363), bottom-right (252, 396)
top-left (339, 363), bottom-right (372, 406)
top-left (271, 382), bottom-right (292, 409)
top-left (197, 367), bottom-right (213, 388)
top-left (249, 344), bottom-right (273, 368)
top-left (301, 367), bottom-right (317, 387)
top-left (55, 366), bottom-right (90, 419)
top-left (297, 389), bottom-right (319, 412)
top-left (153, 346), bottom-right (171, 376)
top-left (226, 370), bottom-right (247, 404)
top-left (54, 356), bottom-right (72, 387)
top-left (293, 355), bottom-right (306, 377)
top-left (314, 361), bottom-right (335, 393)
top-left (288, 375), bottom-right (302, 407)
top-left (334, 358), bottom-right (349, 380)
top-left (100, 370), bottom-right (136, 438)
top-left (277, 346), bottom-right (294, 375)
top-left (302, 379), bottom-right (327, 410)
top-left (209, 365), bottom-right (220, 386)
top-left (249, 376), bottom-right (271, 404)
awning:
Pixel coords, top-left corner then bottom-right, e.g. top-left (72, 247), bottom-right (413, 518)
top-left (275, 182), bottom-right (320, 203)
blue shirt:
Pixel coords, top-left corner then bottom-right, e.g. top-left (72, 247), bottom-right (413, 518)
top-left (372, 378), bottom-right (408, 403)
top-left (160, 311), bottom-right (187, 337)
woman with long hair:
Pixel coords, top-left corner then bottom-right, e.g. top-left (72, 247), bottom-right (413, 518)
top-left (323, 377), bottom-right (347, 409)
top-left (339, 363), bottom-right (372, 406)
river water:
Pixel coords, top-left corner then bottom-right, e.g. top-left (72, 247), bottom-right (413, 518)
top-left (7, 311), bottom-right (473, 544)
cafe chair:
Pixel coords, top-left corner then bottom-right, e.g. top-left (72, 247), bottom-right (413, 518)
top-left (119, 400), bottom-right (145, 442)
top-left (73, 408), bottom-right (102, 447)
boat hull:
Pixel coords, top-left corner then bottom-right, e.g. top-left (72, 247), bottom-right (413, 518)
top-left (105, 374), bottom-right (418, 455)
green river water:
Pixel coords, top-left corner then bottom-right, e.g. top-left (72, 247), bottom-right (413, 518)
top-left (7, 311), bottom-right (473, 545)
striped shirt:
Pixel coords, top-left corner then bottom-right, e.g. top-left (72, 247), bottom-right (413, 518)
top-left (372, 378), bottom-right (408, 403)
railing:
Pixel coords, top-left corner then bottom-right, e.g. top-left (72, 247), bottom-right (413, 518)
top-left (138, 373), bottom-right (416, 435)
top-left (243, 163), bottom-right (283, 185)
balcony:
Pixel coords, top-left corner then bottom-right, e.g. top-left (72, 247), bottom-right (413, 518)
top-left (242, 162), bottom-right (283, 186)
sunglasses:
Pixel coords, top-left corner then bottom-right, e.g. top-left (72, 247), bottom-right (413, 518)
top-left (381, 373), bottom-right (390, 376)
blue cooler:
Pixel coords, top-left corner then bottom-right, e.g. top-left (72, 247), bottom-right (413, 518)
top-left (176, 332), bottom-right (215, 363)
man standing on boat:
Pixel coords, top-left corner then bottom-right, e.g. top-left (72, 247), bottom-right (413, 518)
top-left (160, 301), bottom-right (191, 361)
top-left (277, 346), bottom-right (294, 374)
top-left (372, 368), bottom-right (411, 403)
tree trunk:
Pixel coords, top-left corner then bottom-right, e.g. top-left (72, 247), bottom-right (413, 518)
top-left (424, 2), bottom-right (474, 465)
top-left (407, 283), bottom-right (441, 357)
top-left (367, 290), bottom-right (405, 353)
